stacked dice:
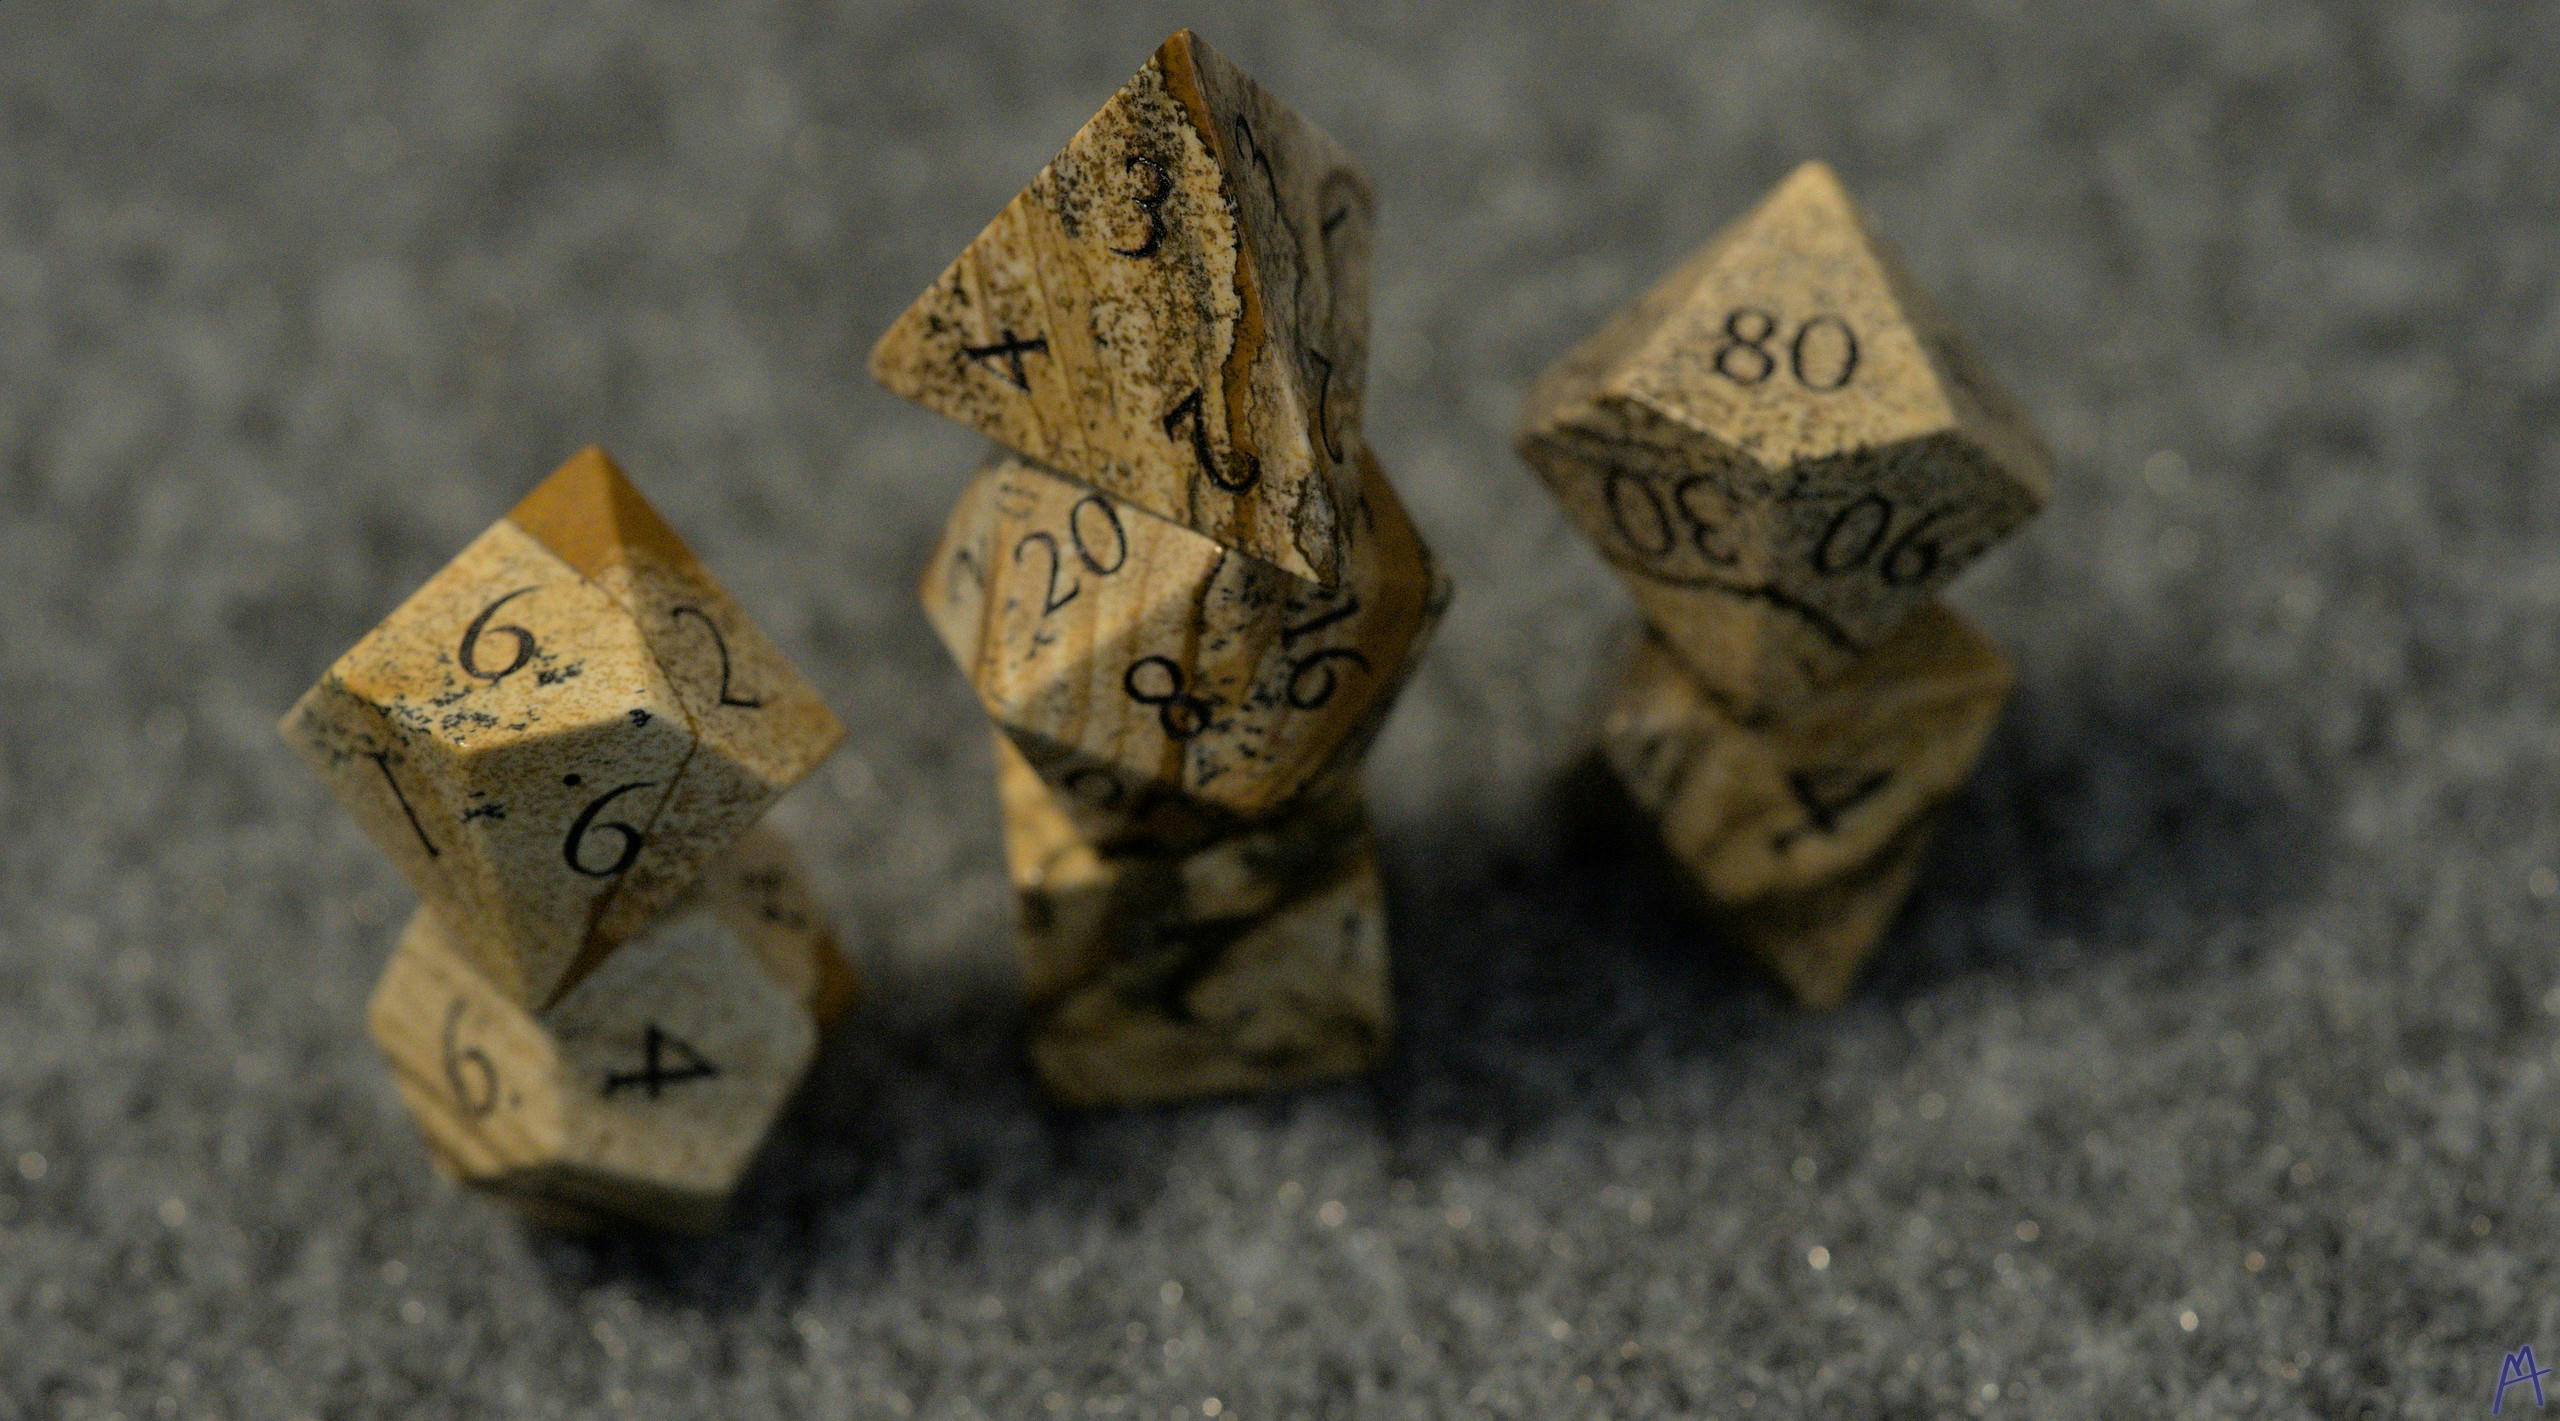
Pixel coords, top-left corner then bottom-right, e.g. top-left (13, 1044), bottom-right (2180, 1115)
top-left (281, 448), bottom-right (855, 1229)
top-left (1517, 163), bottom-right (2051, 1007)
top-left (871, 31), bottom-right (1448, 1106)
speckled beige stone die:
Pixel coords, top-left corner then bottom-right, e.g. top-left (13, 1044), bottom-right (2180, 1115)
top-left (993, 735), bottom-right (1388, 1106)
top-left (871, 29), bottom-right (1375, 586)
top-left (1518, 161), bottom-right (2051, 718)
top-left (280, 447), bottom-right (843, 1007)
top-left (1600, 601), bottom-right (2009, 1004)
top-left (367, 877), bottom-right (825, 1232)
top-left (920, 449), bottom-right (1442, 847)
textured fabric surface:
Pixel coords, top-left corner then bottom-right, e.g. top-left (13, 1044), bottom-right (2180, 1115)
top-left (3, 3), bottom-right (2554, 1416)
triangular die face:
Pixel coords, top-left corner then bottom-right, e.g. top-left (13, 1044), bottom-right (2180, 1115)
top-left (1857, 244), bottom-right (2055, 507)
top-left (1621, 162), bottom-right (1961, 472)
top-left (870, 30), bottom-right (1372, 586)
top-left (506, 446), bottom-right (703, 589)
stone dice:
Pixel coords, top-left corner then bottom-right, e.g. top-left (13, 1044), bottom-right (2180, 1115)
top-left (877, 31), bottom-right (1446, 1104)
top-left (1521, 163), bottom-right (2049, 1004)
top-left (284, 447), bottom-right (852, 1227)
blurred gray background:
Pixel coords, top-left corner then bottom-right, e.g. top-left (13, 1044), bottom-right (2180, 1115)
top-left (3, 2), bottom-right (2555, 1416)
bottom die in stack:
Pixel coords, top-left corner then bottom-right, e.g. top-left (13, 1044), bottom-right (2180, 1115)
top-left (365, 828), bottom-right (854, 1231)
top-left (993, 736), bottom-right (1390, 1107)
top-left (1597, 601), bottom-right (2012, 1008)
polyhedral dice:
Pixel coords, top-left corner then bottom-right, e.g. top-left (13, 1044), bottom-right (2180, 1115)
top-left (919, 448), bottom-right (1442, 849)
top-left (871, 28), bottom-right (1375, 587)
top-left (1599, 602), bottom-right (2010, 1006)
top-left (994, 735), bottom-right (1390, 1105)
top-left (1517, 161), bottom-right (2051, 719)
top-left (281, 447), bottom-right (844, 1007)
top-left (367, 828), bottom-right (849, 1231)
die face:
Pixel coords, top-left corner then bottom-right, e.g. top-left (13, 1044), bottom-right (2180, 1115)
top-left (869, 29), bottom-right (1373, 585)
top-left (368, 897), bottom-right (817, 1232)
top-left (508, 447), bottom-right (845, 798)
top-left (1602, 601), bottom-right (2010, 905)
top-left (1022, 826), bottom-right (1390, 1108)
top-left (284, 517), bottom-right (699, 1006)
top-left (1518, 161), bottom-right (2051, 695)
top-left (921, 451), bottom-right (1435, 831)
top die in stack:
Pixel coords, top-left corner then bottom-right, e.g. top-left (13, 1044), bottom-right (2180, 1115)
top-left (1517, 163), bottom-right (2051, 1006)
top-left (873, 31), bottom-right (1447, 1104)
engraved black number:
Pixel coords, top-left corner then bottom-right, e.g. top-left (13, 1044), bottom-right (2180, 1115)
top-left (562, 780), bottom-right (653, 878)
top-left (1671, 476), bottom-right (1742, 566)
top-left (1285, 648), bottom-right (1371, 710)
top-left (441, 998), bottom-right (498, 1120)
top-left (1813, 494), bottom-right (1949, 586)
top-left (1772, 767), bottom-right (1893, 851)
top-left (1715, 309), bottom-right (1860, 391)
top-left (1231, 114), bottom-right (1282, 213)
top-left (1067, 494), bottom-right (1128, 574)
top-left (1790, 315), bottom-right (1860, 391)
top-left (1014, 533), bottom-right (1078, 616)
top-left (1124, 656), bottom-right (1213, 740)
top-left (1111, 154), bottom-right (1173, 259)
top-left (602, 1023), bottom-right (720, 1099)
top-left (1606, 471), bottom-right (1738, 566)
top-left (1164, 388), bottom-right (1260, 493)
top-left (670, 605), bottom-right (761, 708)
top-left (1280, 591), bottom-right (1363, 647)
top-left (1813, 493), bottom-right (1893, 575)
top-left (457, 587), bottom-right (538, 681)
top-left (1605, 470), bottom-right (1676, 558)
top-left (1878, 507), bottom-right (1951, 586)
top-left (1713, 308), bottom-right (1780, 385)
top-left (367, 750), bottom-right (439, 858)
top-left (1308, 349), bottom-right (1345, 462)
top-left (961, 328), bottom-right (1048, 391)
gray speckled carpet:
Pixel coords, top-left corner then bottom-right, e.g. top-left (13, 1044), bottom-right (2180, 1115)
top-left (5, 2), bottom-right (2556, 1416)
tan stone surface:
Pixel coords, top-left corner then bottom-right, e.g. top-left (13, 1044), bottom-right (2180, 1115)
top-left (691, 824), bottom-right (860, 1030)
top-left (1517, 161), bottom-right (2050, 718)
top-left (1601, 600), bottom-right (2009, 907)
top-left (281, 446), bottom-right (842, 1007)
top-left (993, 732), bottom-right (1368, 1006)
top-left (1714, 813), bottom-right (1939, 1009)
top-left (870, 29), bottom-right (1374, 586)
top-left (921, 448), bottom-right (1439, 840)
top-left (509, 448), bottom-right (844, 959)
top-left (282, 517), bottom-right (697, 1007)
top-left (991, 735), bottom-right (1384, 1104)
top-left (1023, 830), bottom-right (1389, 1108)
top-left (367, 895), bottom-right (819, 1232)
